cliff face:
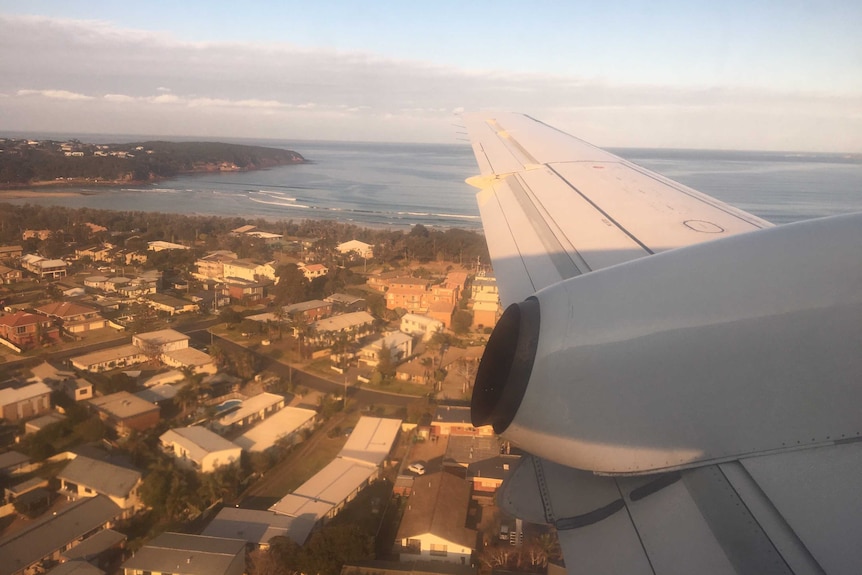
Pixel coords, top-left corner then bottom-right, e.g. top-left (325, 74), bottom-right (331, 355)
top-left (0, 139), bottom-right (306, 187)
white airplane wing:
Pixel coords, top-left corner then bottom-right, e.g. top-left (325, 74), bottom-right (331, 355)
top-left (465, 113), bottom-right (862, 574)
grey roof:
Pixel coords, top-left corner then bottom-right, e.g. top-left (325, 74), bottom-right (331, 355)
top-left (47, 561), bottom-right (105, 575)
top-left (60, 528), bottom-right (125, 561)
top-left (88, 391), bottom-right (159, 420)
top-left (283, 299), bottom-right (331, 314)
top-left (394, 472), bottom-right (474, 548)
top-left (160, 426), bottom-right (240, 462)
top-left (433, 405), bottom-right (472, 424)
top-left (0, 495), bottom-right (122, 575)
top-left (202, 506), bottom-right (311, 545)
top-left (121, 532), bottom-right (246, 575)
top-left (445, 435), bottom-right (502, 467)
top-left (0, 450), bottom-right (30, 473)
top-left (58, 455), bottom-right (141, 498)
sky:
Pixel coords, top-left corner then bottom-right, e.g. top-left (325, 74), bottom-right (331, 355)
top-left (1, 1), bottom-right (861, 151)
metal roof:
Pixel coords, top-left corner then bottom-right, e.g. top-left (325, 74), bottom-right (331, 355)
top-left (340, 417), bottom-right (401, 466)
top-left (0, 495), bottom-right (121, 575)
top-left (58, 455), bottom-right (141, 498)
top-left (233, 406), bottom-right (316, 452)
top-left (201, 507), bottom-right (314, 546)
top-left (121, 533), bottom-right (245, 575)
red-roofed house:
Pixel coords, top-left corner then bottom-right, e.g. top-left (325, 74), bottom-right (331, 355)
top-left (0, 311), bottom-right (60, 351)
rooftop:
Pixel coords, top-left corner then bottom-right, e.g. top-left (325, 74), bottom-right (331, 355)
top-left (217, 392), bottom-right (284, 427)
top-left (312, 311), bottom-right (375, 333)
top-left (71, 344), bottom-right (145, 367)
top-left (121, 532), bottom-right (246, 575)
top-left (88, 391), bottom-right (159, 420)
top-left (340, 417), bottom-right (402, 466)
top-left (284, 299), bottom-right (331, 314)
top-left (270, 458), bottom-right (377, 518)
top-left (395, 472), bottom-right (474, 549)
top-left (134, 328), bottom-right (190, 346)
top-left (35, 301), bottom-right (98, 318)
top-left (163, 347), bottom-right (213, 367)
top-left (0, 495), bottom-right (122, 575)
top-left (201, 506), bottom-right (315, 546)
top-left (233, 406), bottom-right (317, 452)
top-left (58, 455), bottom-right (141, 498)
top-left (0, 381), bottom-right (51, 406)
top-left (161, 426), bottom-right (240, 462)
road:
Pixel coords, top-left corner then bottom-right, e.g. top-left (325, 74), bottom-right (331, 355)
top-left (187, 329), bottom-right (419, 407)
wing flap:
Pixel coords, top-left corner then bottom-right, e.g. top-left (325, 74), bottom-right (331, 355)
top-left (738, 442), bottom-right (862, 575)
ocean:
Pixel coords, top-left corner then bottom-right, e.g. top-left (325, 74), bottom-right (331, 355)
top-left (3, 138), bottom-right (862, 229)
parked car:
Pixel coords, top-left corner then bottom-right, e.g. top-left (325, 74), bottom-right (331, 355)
top-left (407, 462), bottom-right (426, 475)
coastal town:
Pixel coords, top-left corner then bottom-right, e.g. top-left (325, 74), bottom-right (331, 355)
top-left (0, 208), bottom-right (562, 575)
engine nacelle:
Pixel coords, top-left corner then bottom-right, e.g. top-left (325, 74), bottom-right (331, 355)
top-left (472, 212), bottom-right (862, 474)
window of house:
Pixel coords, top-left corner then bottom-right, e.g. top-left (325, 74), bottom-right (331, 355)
top-left (430, 543), bottom-right (448, 556)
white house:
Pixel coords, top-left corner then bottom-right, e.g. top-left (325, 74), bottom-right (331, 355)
top-left (359, 331), bottom-right (413, 367)
top-left (337, 240), bottom-right (374, 259)
top-left (400, 313), bottom-right (444, 341)
top-left (160, 426), bottom-right (242, 473)
top-left (395, 472), bottom-right (476, 564)
top-left (132, 329), bottom-right (190, 354)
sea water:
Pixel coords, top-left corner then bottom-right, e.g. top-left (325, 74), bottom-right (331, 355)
top-left (4, 139), bottom-right (861, 229)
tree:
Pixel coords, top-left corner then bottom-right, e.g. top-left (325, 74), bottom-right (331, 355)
top-left (376, 341), bottom-right (396, 382)
top-left (273, 264), bottom-right (308, 305)
top-left (452, 309), bottom-right (473, 334)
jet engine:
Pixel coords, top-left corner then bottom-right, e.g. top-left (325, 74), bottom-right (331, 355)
top-left (472, 212), bottom-right (862, 474)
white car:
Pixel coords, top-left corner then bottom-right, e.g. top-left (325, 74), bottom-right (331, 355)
top-left (407, 462), bottom-right (426, 475)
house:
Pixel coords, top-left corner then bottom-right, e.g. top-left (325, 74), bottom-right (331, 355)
top-left (432, 406), bottom-right (493, 437)
top-left (232, 406), bottom-right (317, 452)
top-left (0, 265), bottom-right (22, 284)
top-left (144, 293), bottom-right (199, 315)
top-left (88, 392), bottom-right (159, 436)
top-left (0, 381), bottom-right (52, 422)
top-left (395, 472), bottom-right (476, 564)
top-left (385, 278), bottom-right (430, 312)
top-left (71, 344), bottom-right (148, 372)
top-left (120, 533), bottom-right (246, 575)
top-left (466, 454), bottom-right (520, 498)
top-left (471, 276), bottom-right (500, 329)
top-left (161, 347), bottom-right (216, 374)
top-left (213, 392), bottom-right (285, 433)
top-left (0, 495), bottom-right (122, 575)
top-left (0, 245), bottom-right (23, 260)
top-left (34, 301), bottom-right (107, 333)
top-left (64, 378), bottom-right (94, 401)
top-left (20, 254), bottom-right (68, 279)
top-left (202, 506), bottom-right (312, 547)
top-left (75, 245), bottom-right (113, 263)
top-left (223, 258), bottom-right (276, 282)
top-left (28, 361), bottom-right (75, 389)
top-left (427, 301), bottom-right (455, 329)
top-left (400, 314), bottom-right (444, 341)
top-left (194, 250), bottom-right (238, 280)
top-left (297, 262), bottom-right (328, 280)
top-left (359, 332), bottom-right (413, 368)
top-left (24, 412), bottom-right (66, 434)
top-left (337, 239), bottom-right (374, 259)
top-left (22, 229), bottom-right (52, 241)
top-left (146, 240), bottom-right (190, 252)
top-left (325, 292), bottom-right (366, 313)
top-left (160, 426), bottom-right (242, 472)
top-left (0, 451), bottom-right (30, 477)
top-left (225, 278), bottom-right (265, 303)
top-left (283, 299), bottom-right (333, 322)
top-left (0, 311), bottom-right (60, 351)
top-left (269, 417), bottom-right (400, 534)
top-left (132, 329), bottom-right (189, 354)
top-left (341, 560), bottom-right (476, 575)
top-left (310, 311), bottom-right (376, 345)
top-left (57, 455), bottom-right (143, 515)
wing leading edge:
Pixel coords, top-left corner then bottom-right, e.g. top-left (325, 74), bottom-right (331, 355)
top-left (465, 113), bottom-right (862, 574)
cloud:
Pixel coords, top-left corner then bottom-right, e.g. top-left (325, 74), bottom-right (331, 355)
top-left (17, 89), bottom-right (94, 101)
top-left (0, 14), bottom-right (859, 151)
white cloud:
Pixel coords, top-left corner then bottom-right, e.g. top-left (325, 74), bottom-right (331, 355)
top-left (17, 89), bottom-right (94, 101)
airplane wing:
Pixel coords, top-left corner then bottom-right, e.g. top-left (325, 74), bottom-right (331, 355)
top-left (464, 113), bottom-right (862, 574)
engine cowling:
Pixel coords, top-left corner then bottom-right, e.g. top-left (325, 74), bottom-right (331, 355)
top-left (472, 212), bottom-right (862, 474)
